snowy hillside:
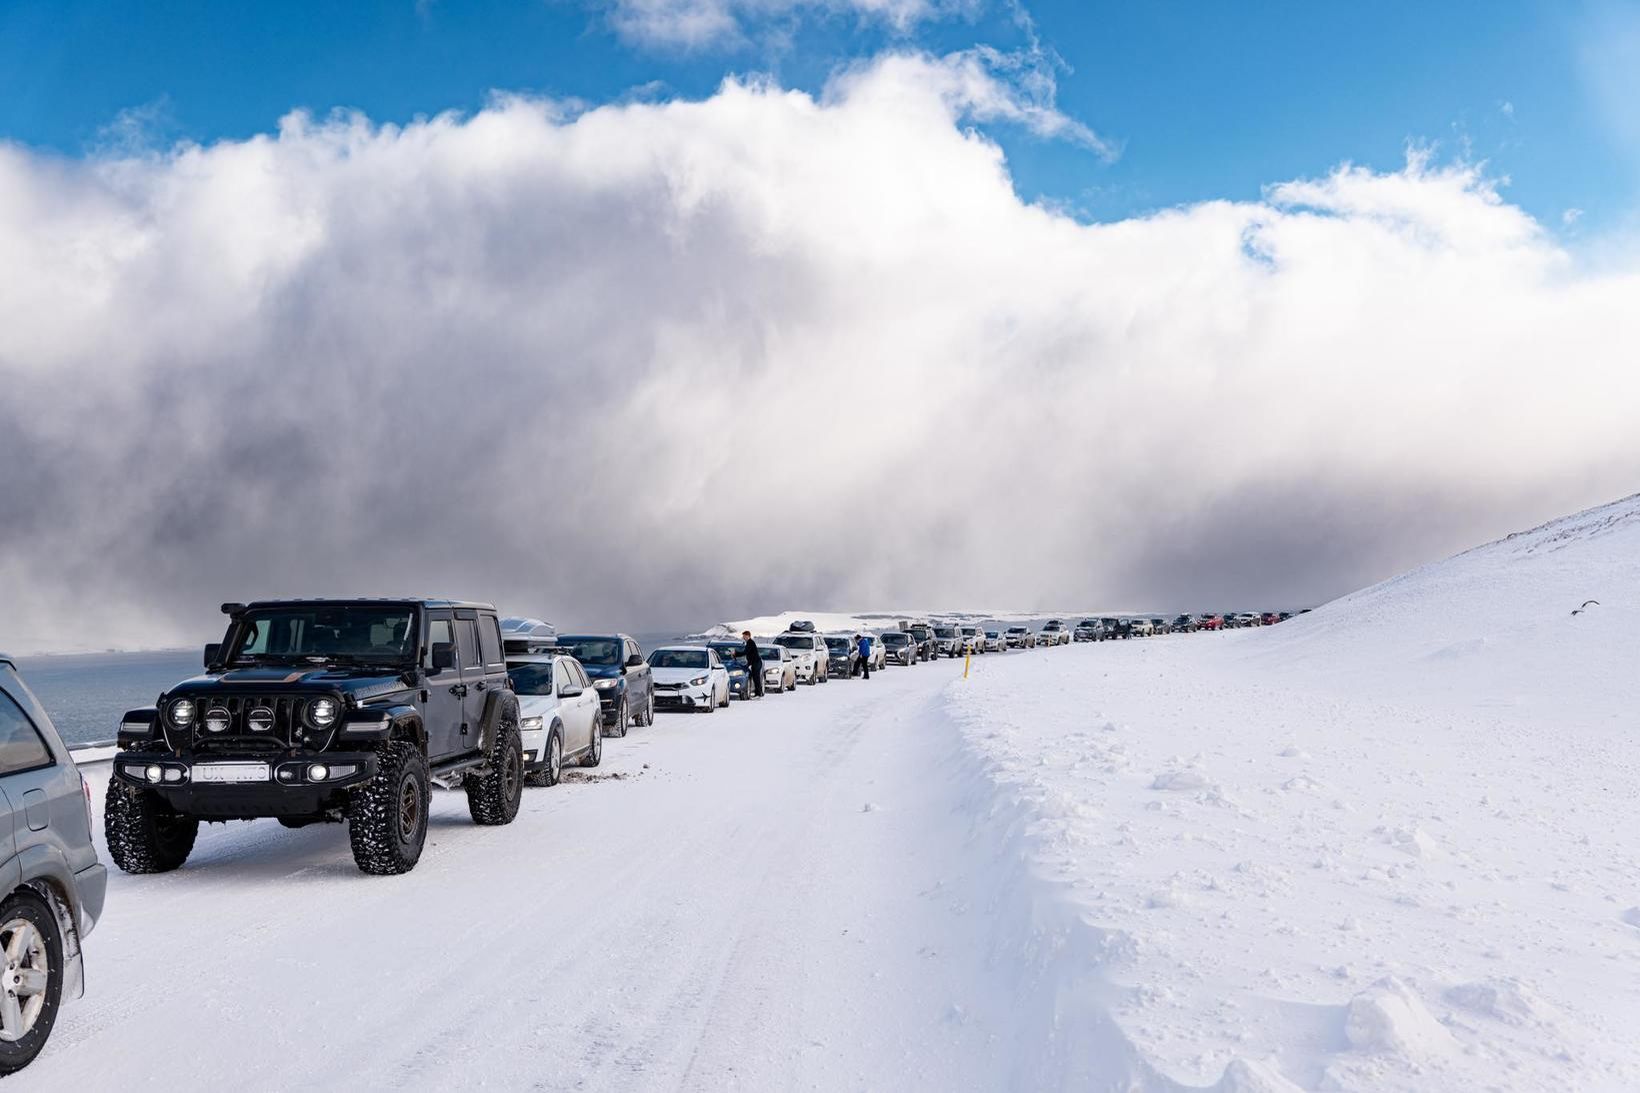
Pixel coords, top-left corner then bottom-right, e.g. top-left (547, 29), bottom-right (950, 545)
top-left (946, 491), bottom-right (1640, 1090)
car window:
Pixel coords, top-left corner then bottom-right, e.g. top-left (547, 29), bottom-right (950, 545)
top-left (425, 614), bottom-right (454, 670)
top-left (456, 619), bottom-right (482, 669)
top-left (506, 661), bottom-right (555, 696)
top-left (479, 616), bottom-right (505, 671)
top-left (0, 689), bottom-right (55, 776)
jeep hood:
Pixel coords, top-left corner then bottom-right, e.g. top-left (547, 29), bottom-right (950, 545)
top-left (169, 668), bottom-right (410, 703)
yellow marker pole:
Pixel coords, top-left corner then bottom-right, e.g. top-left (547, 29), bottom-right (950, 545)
top-left (963, 651), bottom-right (971, 679)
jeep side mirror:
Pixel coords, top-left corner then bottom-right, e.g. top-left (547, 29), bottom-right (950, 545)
top-left (203, 643), bottom-right (221, 669)
top-left (429, 643), bottom-right (456, 672)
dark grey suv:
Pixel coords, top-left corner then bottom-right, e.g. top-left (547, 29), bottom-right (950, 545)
top-left (0, 655), bottom-right (107, 1074)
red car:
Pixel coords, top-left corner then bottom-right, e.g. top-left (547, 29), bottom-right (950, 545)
top-left (1199, 614), bottom-right (1223, 631)
top-left (1260, 612), bottom-right (1280, 626)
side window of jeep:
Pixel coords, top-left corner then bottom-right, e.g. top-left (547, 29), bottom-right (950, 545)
top-left (455, 619), bottom-right (482, 672)
top-left (425, 615), bottom-right (454, 673)
top-left (478, 615), bottom-right (505, 675)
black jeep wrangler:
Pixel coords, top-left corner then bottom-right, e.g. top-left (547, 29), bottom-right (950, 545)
top-left (107, 599), bottom-right (524, 876)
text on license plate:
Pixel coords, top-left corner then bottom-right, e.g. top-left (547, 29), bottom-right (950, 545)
top-left (192, 762), bottom-right (270, 784)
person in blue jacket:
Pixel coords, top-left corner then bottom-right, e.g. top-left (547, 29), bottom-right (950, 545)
top-left (854, 633), bottom-right (872, 680)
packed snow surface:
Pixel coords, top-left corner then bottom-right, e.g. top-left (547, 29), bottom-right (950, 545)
top-left (947, 492), bottom-right (1640, 1089)
top-left (39, 493), bottom-right (1640, 1089)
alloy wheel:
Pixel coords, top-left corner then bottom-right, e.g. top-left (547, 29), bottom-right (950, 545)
top-left (0, 918), bottom-right (49, 1043)
top-left (397, 773), bottom-right (421, 845)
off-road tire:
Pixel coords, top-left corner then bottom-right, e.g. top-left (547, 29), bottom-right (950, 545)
top-left (0, 892), bottom-right (64, 1074)
top-left (466, 717), bottom-right (524, 826)
top-left (348, 740), bottom-right (430, 875)
top-left (581, 722), bottom-right (603, 767)
top-left (104, 781), bottom-right (199, 874)
top-left (526, 727), bottom-right (563, 788)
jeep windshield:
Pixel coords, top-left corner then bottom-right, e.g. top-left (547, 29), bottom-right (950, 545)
top-left (774, 635), bottom-right (812, 650)
top-left (555, 637), bottom-right (622, 666)
top-left (934, 627), bottom-right (957, 638)
top-left (227, 605), bottom-right (414, 666)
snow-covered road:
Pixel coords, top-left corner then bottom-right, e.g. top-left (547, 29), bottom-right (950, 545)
top-left (36, 662), bottom-right (1046, 1091)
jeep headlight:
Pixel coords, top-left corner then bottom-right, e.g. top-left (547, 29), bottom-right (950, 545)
top-left (689, 675), bottom-right (708, 687)
top-left (520, 715), bottom-right (544, 731)
top-left (306, 697), bottom-right (338, 729)
top-left (168, 698), bottom-right (196, 728)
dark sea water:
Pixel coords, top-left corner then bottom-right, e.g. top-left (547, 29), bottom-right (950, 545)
top-left (15, 633), bottom-right (695, 748)
top-left (16, 649), bottom-right (205, 747)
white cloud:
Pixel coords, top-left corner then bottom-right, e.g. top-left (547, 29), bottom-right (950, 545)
top-left (1, 52), bottom-right (1638, 652)
top-left (603, 0), bottom-right (968, 49)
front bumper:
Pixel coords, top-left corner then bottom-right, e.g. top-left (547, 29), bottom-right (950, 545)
top-left (111, 749), bottom-right (380, 818)
top-left (655, 684), bottom-right (714, 710)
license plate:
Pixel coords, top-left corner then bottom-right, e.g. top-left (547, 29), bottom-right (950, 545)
top-left (192, 762), bottom-right (270, 784)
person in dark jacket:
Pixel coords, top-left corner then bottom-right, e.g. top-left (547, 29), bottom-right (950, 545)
top-left (854, 633), bottom-right (872, 680)
top-left (742, 631), bottom-right (764, 697)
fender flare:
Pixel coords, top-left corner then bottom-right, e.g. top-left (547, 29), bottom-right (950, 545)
top-left (477, 689), bottom-right (520, 756)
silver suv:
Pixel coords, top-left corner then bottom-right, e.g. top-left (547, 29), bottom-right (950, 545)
top-left (0, 655), bottom-right (107, 1074)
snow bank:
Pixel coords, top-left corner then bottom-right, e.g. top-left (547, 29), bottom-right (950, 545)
top-left (941, 492), bottom-right (1640, 1090)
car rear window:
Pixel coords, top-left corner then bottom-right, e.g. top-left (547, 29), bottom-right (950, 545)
top-left (0, 689), bottom-right (54, 776)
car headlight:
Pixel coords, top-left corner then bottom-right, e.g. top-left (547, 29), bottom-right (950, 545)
top-left (520, 715), bottom-right (544, 731)
top-left (203, 707), bottom-right (231, 733)
top-left (689, 675), bottom-right (709, 687)
top-left (594, 679), bottom-right (617, 690)
top-left (306, 697), bottom-right (338, 729)
top-left (168, 698), bottom-right (196, 728)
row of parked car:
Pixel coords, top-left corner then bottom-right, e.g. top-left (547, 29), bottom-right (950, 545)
top-left (1067, 610), bottom-right (1299, 641)
top-left (0, 596), bottom-right (1305, 1072)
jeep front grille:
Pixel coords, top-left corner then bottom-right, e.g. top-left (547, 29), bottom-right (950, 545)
top-left (192, 695), bottom-right (306, 752)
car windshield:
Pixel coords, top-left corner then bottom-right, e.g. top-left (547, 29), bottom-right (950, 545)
top-left (758, 646), bottom-right (781, 659)
top-left (934, 627), bottom-right (956, 638)
top-left (709, 644), bottom-right (745, 664)
top-left (825, 637), bottom-right (850, 653)
top-left (555, 637), bottom-right (622, 666)
top-left (227, 604), bottom-right (414, 665)
top-left (774, 635), bottom-right (810, 649)
top-left (649, 649), bottom-right (709, 669)
top-left (506, 661), bottom-right (557, 696)
top-left (883, 633), bottom-right (908, 644)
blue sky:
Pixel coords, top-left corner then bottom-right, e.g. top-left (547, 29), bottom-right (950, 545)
top-left (2, 0), bottom-right (1634, 232)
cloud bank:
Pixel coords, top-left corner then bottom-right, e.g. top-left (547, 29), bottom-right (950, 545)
top-left (2, 52), bottom-right (1638, 653)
